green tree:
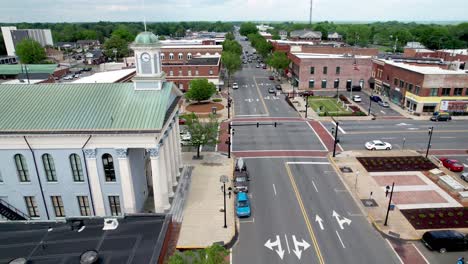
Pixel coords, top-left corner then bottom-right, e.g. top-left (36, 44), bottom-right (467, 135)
top-left (184, 113), bottom-right (219, 159)
top-left (222, 40), bottom-right (242, 55)
top-left (186, 78), bottom-right (217, 103)
top-left (168, 243), bottom-right (229, 264)
top-left (240, 22), bottom-right (258, 36)
top-left (266, 51), bottom-right (290, 79)
top-left (272, 33), bottom-right (281, 40)
top-left (103, 35), bottom-right (129, 60)
top-left (221, 51), bottom-right (242, 88)
top-left (15, 39), bottom-right (46, 64)
top-left (111, 25), bottom-right (135, 42)
top-left (225, 32), bottom-right (235, 41)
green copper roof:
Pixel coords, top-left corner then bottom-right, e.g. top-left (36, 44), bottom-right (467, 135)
top-left (0, 82), bottom-right (178, 133)
top-left (134, 32), bottom-right (160, 45)
top-left (0, 64), bottom-right (58, 75)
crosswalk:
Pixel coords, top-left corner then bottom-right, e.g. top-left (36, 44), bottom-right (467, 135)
top-left (244, 96), bottom-right (280, 102)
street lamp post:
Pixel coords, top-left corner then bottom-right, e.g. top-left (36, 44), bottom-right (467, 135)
top-left (304, 95), bottom-right (309, 118)
top-left (112, 48), bottom-right (117, 62)
top-left (426, 127), bottom-right (434, 158)
top-left (368, 92), bottom-right (373, 116)
top-left (384, 182), bottom-right (395, 226)
top-left (332, 121), bottom-right (339, 157)
top-left (220, 175), bottom-right (229, 228)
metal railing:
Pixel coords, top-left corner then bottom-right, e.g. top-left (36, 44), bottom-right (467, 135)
top-left (0, 198), bottom-right (31, 220)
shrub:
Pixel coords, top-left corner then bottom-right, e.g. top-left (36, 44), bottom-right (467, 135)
top-left (212, 98), bottom-right (222, 102)
top-left (419, 214), bottom-right (427, 219)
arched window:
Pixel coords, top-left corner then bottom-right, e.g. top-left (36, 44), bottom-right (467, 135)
top-left (160, 53), bottom-right (165, 60)
top-left (187, 53), bottom-right (192, 60)
top-left (14, 154), bottom-right (30, 182)
top-left (178, 53), bottom-right (183, 60)
top-left (42, 154), bottom-right (57, 182)
top-left (169, 53), bottom-right (174, 60)
top-left (70, 154), bottom-right (84, 182)
top-left (215, 52), bottom-right (220, 56)
top-left (102, 154), bottom-right (116, 182)
top-left (205, 52), bottom-right (210, 55)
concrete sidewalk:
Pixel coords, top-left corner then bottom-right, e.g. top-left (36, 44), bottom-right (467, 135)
top-left (176, 152), bottom-right (235, 248)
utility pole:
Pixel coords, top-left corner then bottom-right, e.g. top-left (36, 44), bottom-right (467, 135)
top-left (426, 127), bottom-right (434, 158)
top-left (305, 95), bottom-right (309, 118)
top-left (368, 92), bottom-right (373, 116)
top-left (332, 121), bottom-right (339, 157)
top-left (384, 182), bottom-right (395, 226)
top-left (309, 0), bottom-right (313, 25)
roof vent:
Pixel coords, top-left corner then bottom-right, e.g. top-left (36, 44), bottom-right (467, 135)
top-left (80, 250), bottom-right (99, 264)
top-left (8, 258), bottom-right (29, 264)
top-left (102, 218), bottom-right (119, 230)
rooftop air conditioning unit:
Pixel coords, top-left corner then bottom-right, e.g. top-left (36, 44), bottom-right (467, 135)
top-left (102, 218), bottom-right (119, 230)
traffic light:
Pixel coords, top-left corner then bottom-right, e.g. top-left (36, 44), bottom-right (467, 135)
top-left (331, 127), bottom-right (335, 135)
top-left (274, 122), bottom-right (277, 127)
top-left (257, 122), bottom-right (259, 127)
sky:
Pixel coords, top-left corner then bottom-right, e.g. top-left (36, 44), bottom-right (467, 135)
top-left (1, 0), bottom-right (467, 23)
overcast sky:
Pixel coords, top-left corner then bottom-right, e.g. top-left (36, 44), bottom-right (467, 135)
top-left (1, 0), bottom-right (467, 23)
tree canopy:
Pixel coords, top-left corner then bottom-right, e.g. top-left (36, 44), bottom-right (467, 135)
top-left (103, 35), bottom-right (129, 60)
top-left (221, 51), bottom-right (242, 86)
top-left (15, 39), bottom-right (46, 64)
top-left (240, 22), bottom-right (258, 36)
top-left (184, 113), bottom-right (219, 159)
top-left (186, 78), bottom-right (217, 103)
top-left (247, 33), bottom-right (272, 58)
top-left (266, 51), bottom-right (290, 77)
top-left (222, 40), bottom-right (242, 55)
top-left (168, 243), bottom-right (229, 264)
top-left (225, 32), bottom-right (235, 41)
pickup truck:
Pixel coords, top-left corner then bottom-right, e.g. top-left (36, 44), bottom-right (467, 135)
top-left (234, 158), bottom-right (250, 193)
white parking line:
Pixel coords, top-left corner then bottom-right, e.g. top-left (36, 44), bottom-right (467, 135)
top-left (335, 230), bottom-right (346, 248)
top-left (286, 161), bottom-right (330, 165)
top-left (412, 243), bottom-right (430, 264)
top-left (385, 239), bottom-right (404, 264)
top-left (240, 218), bottom-right (255, 223)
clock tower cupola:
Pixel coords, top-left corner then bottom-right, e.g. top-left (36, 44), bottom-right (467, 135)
top-left (130, 31), bottom-right (166, 90)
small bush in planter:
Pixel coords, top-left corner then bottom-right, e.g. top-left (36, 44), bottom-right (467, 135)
top-left (212, 98), bottom-right (222, 102)
top-left (419, 214), bottom-right (427, 219)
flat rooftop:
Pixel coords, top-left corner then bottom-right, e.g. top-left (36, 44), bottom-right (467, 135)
top-left (72, 68), bottom-right (136, 83)
top-left (0, 215), bottom-right (169, 264)
top-left (292, 53), bottom-right (372, 59)
top-left (163, 56), bottom-right (220, 66)
top-left (383, 59), bottom-right (467, 75)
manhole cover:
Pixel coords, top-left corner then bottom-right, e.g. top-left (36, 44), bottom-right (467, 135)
top-left (340, 166), bottom-right (353, 173)
top-left (361, 199), bottom-right (378, 207)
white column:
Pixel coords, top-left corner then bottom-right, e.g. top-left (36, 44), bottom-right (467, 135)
top-left (175, 115), bottom-right (183, 171)
top-left (170, 121), bottom-right (181, 176)
top-left (168, 124), bottom-right (178, 185)
top-left (147, 146), bottom-right (170, 212)
top-left (162, 136), bottom-right (174, 197)
top-left (84, 149), bottom-right (106, 216)
top-left (116, 148), bottom-right (136, 214)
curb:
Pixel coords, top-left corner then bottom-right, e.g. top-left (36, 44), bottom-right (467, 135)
top-left (327, 153), bottom-right (421, 242)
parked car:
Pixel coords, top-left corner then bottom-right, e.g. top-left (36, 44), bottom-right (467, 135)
top-left (365, 140), bottom-right (392, 150)
top-left (300, 91), bottom-right (314, 97)
top-left (180, 131), bottom-right (191, 145)
top-left (269, 76), bottom-right (274, 80)
top-left (234, 170), bottom-right (250, 193)
top-left (431, 112), bottom-right (451, 121)
top-left (256, 64), bottom-right (260, 68)
top-left (235, 158), bottom-right (246, 172)
top-left (460, 172), bottom-right (468, 182)
top-left (370, 95), bottom-right (382, 102)
top-left (262, 65), bottom-right (267, 69)
top-left (352, 95), bottom-right (362, 102)
top-left (347, 85), bottom-right (362, 91)
top-left (275, 84), bottom-right (282, 90)
top-left (63, 75), bottom-right (74, 80)
top-left (378, 101), bottom-right (390, 108)
top-left (178, 118), bottom-right (186, 125)
top-left (439, 157), bottom-right (464, 172)
top-left (232, 82), bottom-right (239, 89)
top-left (422, 230), bottom-right (468, 253)
top-left (236, 192), bottom-right (251, 217)
top-left (268, 87), bottom-right (276, 94)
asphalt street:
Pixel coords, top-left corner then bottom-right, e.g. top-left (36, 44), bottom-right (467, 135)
top-left (231, 121), bottom-right (326, 152)
top-left (321, 119), bottom-right (468, 151)
top-left (233, 158), bottom-right (401, 264)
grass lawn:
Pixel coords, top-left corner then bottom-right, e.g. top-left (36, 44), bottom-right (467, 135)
top-left (308, 97), bottom-right (351, 114)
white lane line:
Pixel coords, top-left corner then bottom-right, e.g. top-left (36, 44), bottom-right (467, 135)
top-left (234, 114), bottom-right (269, 117)
top-left (380, 110), bottom-right (386, 114)
top-left (240, 218), bottom-right (255, 223)
top-left (385, 239), bottom-right (404, 264)
top-left (317, 121), bottom-right (344, 151)
top-left (335, 230), bottom-right (346, 248)
top-left (306, 121), bottom-right (329, 151)
top-left (439, 136), bottom-right (455, 139)
top-left (412, 243), bottom-right (430, 264)
top-left (273, 184), bottom-right (277, 196)
top-left (331, 121), bottom-right (347, 134)
top-left (286, 161), bottom-right (330, 165)
top-left (381, 137), bottom-right (395, 140)
top-left (284, 234), bottom-right (291, 254)
top-left (237, 150), bottom-right (326, 153)
top-left (230, 249), bottom-right (233, 264)
top-left (240, 156), bottom-right (329, 159)
top-left (312, 180), bottom-right (319, 192)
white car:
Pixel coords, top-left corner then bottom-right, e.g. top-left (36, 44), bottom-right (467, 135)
top-left (365, 140), bottom-right (392, 150)
top-left (352, 95), bottom-right (362, 102)
top-left (232, 83), bottom-right (239, 89)
top-left (180, 131), bottom-right (191, 145)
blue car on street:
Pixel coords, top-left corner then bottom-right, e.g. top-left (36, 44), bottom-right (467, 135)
top-left (236, 192), bottom-right (251, 218)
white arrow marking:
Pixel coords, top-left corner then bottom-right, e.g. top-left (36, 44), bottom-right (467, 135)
top-left (315, 215), bottom-right (324, 230)
top-left (332, 210), bottom-right (352, 230)
top-left (256, 99), bottom-right (259, 102)
top-left (408, 127), bottom-right (419, 130)
top-left (396, 123), bottom-right (410, 126)
top-left (380, 110), bottom-right (386, 114)
top-left (292, 235), bottom-right (311, 260)
top-left (264, 235), bottom-right (285, 259)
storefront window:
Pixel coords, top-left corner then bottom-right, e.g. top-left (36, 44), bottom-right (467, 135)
top-left (423, 105), bottom-right (436, 113)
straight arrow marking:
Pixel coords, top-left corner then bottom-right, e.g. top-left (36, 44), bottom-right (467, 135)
top-left (315, 215), bottom-right (324, 230)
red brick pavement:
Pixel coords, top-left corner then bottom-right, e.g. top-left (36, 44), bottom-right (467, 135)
top-left (232, 150), bottom-right (328, 158)
top-left (393, 190), bottom-right (447, 204)
top-left (233, 117), bottom-right (304, 122)
top-left (388, 240), bottom-right (428, 264)
top-left (217, 121), bottom-right (229, 153)
top-left (307, 120), bottom-right (343, 152)
top-left (373, 175), bottom-right (427, 186)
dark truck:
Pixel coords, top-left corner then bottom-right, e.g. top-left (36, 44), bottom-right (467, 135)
top-left (234, 158), bottom-right (250, 193)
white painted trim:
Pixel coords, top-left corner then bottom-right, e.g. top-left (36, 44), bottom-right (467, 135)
top-left (286, 161), bottom-right (330, 165)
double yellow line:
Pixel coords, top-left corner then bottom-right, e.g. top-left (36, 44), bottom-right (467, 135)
top-left (252, 76), bottom-right (270, 116)
top-left (285, 163), bottom-right (325, 264)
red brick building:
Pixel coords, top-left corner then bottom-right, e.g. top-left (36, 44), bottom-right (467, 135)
top-left (404, 48), bottom-right (468, 68)
top-left (372, 58), bottom-right (468, 115)
top-left (160, 44), bottom-right (223, 91)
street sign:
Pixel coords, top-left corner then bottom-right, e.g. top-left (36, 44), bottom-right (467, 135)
top-left (219, 175), bottom-right (229, 183)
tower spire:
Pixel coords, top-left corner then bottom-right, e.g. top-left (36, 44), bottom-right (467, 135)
top-left (143, 0), bottom-right (147, 31)
top-left (309, 0), bottom-right (313, 25)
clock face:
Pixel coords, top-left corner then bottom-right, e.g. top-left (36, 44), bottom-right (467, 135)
top-left (141, 53), bottom-right (151, 62)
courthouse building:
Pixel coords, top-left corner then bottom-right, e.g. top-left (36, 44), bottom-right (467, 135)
top-left (0, 31), bottom-right (183, 221)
